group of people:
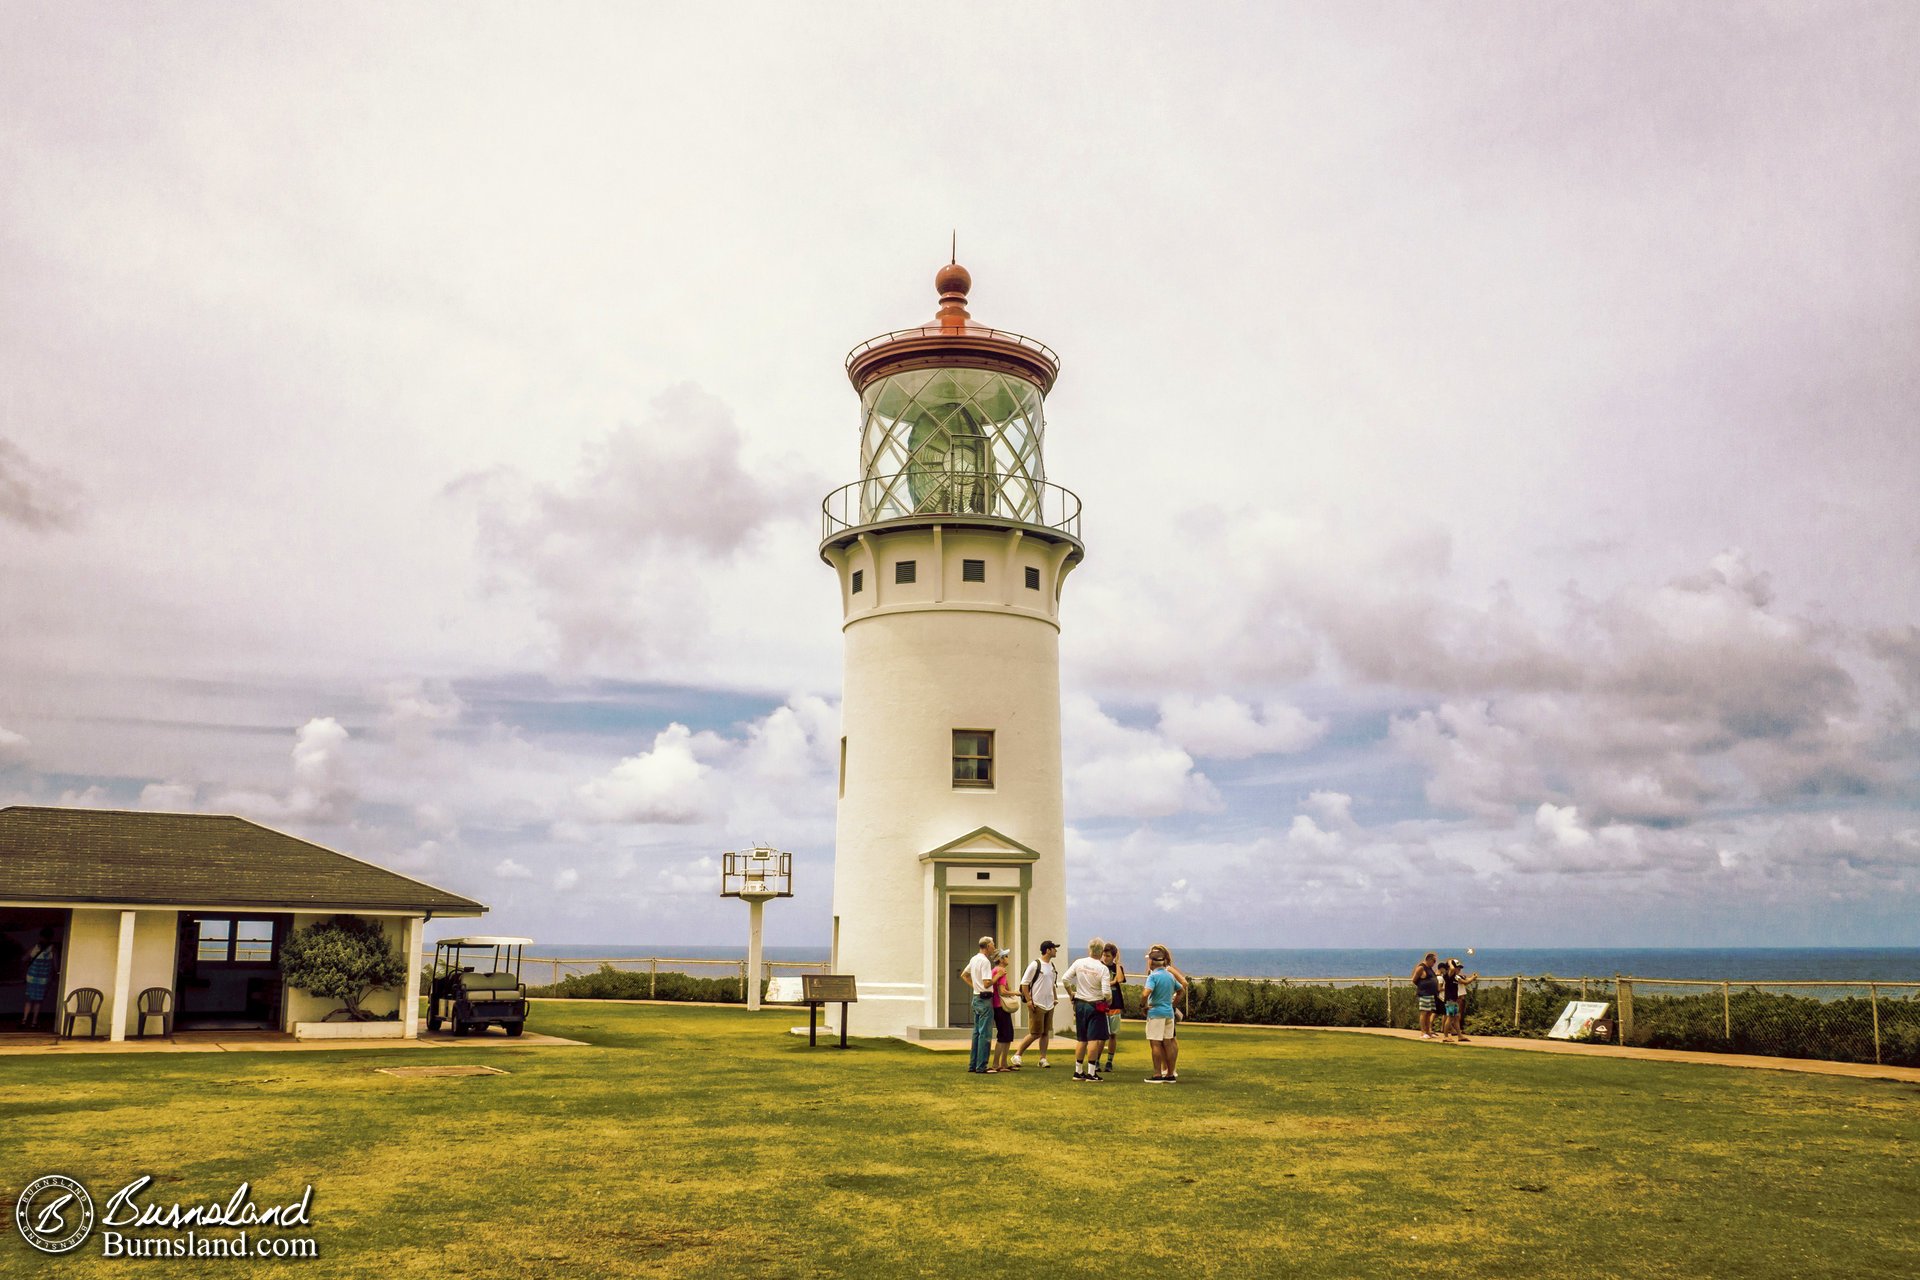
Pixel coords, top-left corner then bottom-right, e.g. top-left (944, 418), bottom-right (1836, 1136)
top-left (962, 935), bottom-right (1188, 1083)
top-left (1411, 951), bottom-right (1479, 1043)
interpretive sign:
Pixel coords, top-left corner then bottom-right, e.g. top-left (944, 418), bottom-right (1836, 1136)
top-left (1547, 1000), bottom-right (1613, 1041)
top-left (802, 974), bottom-right (858, 1003)
top-left (765, 976), bottom-right (805, 1005)
top-left (801, 974), bottom-right (858, 1048)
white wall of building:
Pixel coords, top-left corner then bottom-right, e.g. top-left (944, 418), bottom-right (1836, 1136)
top-left (829, 524), bottom-right (1075, 1036)
top-left (61, 908), bottom-right (178, 1036)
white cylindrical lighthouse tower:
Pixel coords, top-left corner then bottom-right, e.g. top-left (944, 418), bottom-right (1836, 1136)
top-left (822, 261), bottom-right (1083, 1040)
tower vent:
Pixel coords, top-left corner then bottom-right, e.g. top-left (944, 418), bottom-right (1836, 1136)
top-left (961, 559), bottom-right (986, 583)
top-left (895, 561), bottom-right (917, 585)
top-left (851, 569), bottom-right (864, 594)
top-left (1024, 566), bottom-right (1041, 590)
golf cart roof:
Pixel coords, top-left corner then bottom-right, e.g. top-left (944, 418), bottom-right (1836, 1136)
top-left (437, 936), bottom-right (534, 947)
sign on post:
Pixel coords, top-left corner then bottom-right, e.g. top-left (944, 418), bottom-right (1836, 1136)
top-left (801, 974), bottom-right (858, 1049)
top-left (765, 976), bottom-right (805, 1005)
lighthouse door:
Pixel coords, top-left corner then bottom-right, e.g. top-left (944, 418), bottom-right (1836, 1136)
top-left (946, 903), bottom-right (1000, 1027)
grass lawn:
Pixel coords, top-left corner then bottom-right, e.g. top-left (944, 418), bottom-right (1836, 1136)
top-left (4, 1003), bottom-right (1918, 1278)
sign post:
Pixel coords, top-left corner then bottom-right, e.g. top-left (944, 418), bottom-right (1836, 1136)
top-left (802, 974), bottom-right (858, 1048)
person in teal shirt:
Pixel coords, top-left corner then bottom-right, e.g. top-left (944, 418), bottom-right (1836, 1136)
top-left (1141, 944), bottom-right (1183, 1082)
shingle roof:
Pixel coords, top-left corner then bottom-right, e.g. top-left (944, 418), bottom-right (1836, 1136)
top-left (0, 806), bottom-right (486, 915)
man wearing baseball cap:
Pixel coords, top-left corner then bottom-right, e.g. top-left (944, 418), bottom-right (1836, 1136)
top-left (1010, 940), bottom-right (1060, 1069)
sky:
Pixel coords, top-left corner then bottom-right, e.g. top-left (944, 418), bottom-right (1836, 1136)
top-left (2, 3), bottom-right (1917, 950)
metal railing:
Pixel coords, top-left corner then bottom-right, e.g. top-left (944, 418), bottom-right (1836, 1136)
top-left (845, 326), bottom-right (1059, 372)
top-left (821, 470), bottom-right (1082, 541)
top-left (427, 954), bottom-right (831, 1002)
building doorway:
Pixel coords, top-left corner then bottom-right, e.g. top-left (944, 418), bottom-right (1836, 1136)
top-left (174, 914), bottom-right (289, 1030)
top-left (946, 902), bottom-right (999, 1027)
top-left (0, 908), bottom-right (69, 1030)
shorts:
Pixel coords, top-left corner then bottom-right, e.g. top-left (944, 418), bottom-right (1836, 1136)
top-left (1073, 1000), bottom-right (1106, 1042)
top-left (1444, 1000), bottom-right (1460, 1017)
top-left (1145, 1015), bottom-right (1176, 1041)
top-left (1105, 1010), bottom-right (1123, 1036)
top-left (993, 1007), bottom-right (1014, 1043)
top-left (1417, 995), bottom-right (1436, 1013)
top-left (1027, 1004), bottom-right (1053, 1034)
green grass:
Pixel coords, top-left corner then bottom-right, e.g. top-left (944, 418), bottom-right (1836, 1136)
top-left (3, 1004), bottom-right (1918, 1278)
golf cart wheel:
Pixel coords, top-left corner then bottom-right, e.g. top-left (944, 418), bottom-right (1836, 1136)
top-left (505, 1021), bottom-right (524, 1037)
top-left (428, 1012), bottom-right (442, 1032)
top-left (452, 1018), bottom-right (466, 1036)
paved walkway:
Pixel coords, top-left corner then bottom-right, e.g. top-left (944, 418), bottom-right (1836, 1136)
top-left (0, 1023), bottom-right (587, 1056)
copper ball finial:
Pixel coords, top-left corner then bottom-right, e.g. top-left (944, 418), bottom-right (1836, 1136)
top-left (934, 261), bottom-right (972, 327)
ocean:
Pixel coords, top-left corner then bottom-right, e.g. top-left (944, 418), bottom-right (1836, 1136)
top-left (515, 944), bottom-right (1920, 983)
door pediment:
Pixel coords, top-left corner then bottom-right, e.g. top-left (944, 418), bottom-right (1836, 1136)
top-left (918, 826), bottom-right (1040, 864)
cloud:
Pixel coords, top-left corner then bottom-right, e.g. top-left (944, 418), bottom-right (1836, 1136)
top-left (1063, 695), bottom-right (1220, 820)
top-left (576, 722), bottom-right (723, 825)
top-left (1155, 694), bottom-right (1325, 760)
top-left (137, 782), bottom-right (197, 811)
top-left (204, 717), bottom-right (358, 825)
top-left (552, 867), bottom-right (580, 892)
top-left (0, 725), bottom-right (28, 768)
top-left (494, 858), bottom-right (534, 880)
top-left (452, 385), bottom-right (817, 669)
top-left (0, 438), bottom-right (83, 531)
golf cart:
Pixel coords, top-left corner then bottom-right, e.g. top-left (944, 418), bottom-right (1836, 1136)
top-left (428, 936), bottom-right (532, 1036)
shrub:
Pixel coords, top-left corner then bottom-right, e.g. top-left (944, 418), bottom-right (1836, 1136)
top-left (282, 916), bottom-right (405, 1021)
top-left (527, 964), bottom-right (745, 1004)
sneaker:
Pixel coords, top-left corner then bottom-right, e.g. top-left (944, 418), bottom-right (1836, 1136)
top-left (1146, 1075), bottom-right (1167, 1083)
top-left (1167, 1073), bottom-right (1179, 1082)
top-left (1040, 1058), bottom-right (1050, 1068)
top-left (1086, 1072), bottom-right (1103, 1083)
top-left (1072, 1073), bottom-right (1086, 1083)
top-left (1009, 1054), bottom-right (1022, 1068)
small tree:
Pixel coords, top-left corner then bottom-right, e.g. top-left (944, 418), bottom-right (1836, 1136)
top-left (281, 915), bottom-right (406, 1021)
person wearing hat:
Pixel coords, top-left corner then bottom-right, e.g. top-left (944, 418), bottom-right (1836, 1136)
top-left (1011, 940), bottom-right (1060, 1069)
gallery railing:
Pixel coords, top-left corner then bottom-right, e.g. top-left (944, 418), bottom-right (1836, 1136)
top-left (821, 471), bottom-right (1082, 541)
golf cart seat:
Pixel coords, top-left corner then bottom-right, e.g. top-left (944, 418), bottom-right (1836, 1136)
top-left (460, 971), bottom-right (523, 996)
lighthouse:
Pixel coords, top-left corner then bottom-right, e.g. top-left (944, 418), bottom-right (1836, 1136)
top-left (821, 259), bottom-right (1084, 1040)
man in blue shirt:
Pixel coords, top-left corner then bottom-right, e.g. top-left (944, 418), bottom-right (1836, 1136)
top-left (1142, 944), bottom-right (1184, 1083)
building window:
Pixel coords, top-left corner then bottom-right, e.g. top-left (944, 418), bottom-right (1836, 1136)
top-left (962, 558), bottom-right (986, 583)
top-left (196, 918), bottom-right (231, 963)
top-left (193, 916), bottom-right (280, 966)
top-left (838, 736), bottom-right (848, 798)
top-left (953, 730), bottom-right (994, 787)
top-left (895, 560), bottom-right (917, 585)
top-left (1025, 566), bottom-right (1041, 590)
top-left (851, 569), bottom-right (864, 594)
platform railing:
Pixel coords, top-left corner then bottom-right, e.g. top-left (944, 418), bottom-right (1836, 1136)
top-left (845, 325), bottom-right (1059, 371)
top-left (821, 470), bottom-right (1082, 541)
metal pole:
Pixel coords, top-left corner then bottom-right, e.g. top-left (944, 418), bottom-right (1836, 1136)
top-left (746, 899), bottom-right (766, 1012)
top-left (1722, 981), bottom-right (1731, 1041)
top-left (1870, 984), bottom-right (1882, 1065)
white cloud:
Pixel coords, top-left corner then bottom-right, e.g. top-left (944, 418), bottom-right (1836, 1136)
top-left (0, 437), bottom-right (83, 531)
top-left (576, 722), bottom-right (722, 825)
top-left (1155, 694), bottom-right (1326, 760)
top-left (494, 858), bottom-right (534, 880)
top-left (552, 867), bottom-right (580, 891)
top-left (0, 725), bottom-right (28, 767)
top-left (1063, 695), bottom-right (1220, 821)
top-left (137, 782), bottom-right (197, 811)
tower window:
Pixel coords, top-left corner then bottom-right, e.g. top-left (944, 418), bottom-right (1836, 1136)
top-left (838, 736), bottom-right (847, 798)
top-left (953, 730), bottom-right (994, 788)
top-left (1024, 566), bottom-right (1041, 590)
top-left (851, 569), bottom-right (864, 594)
top-left (895, 561), bottom-right (917, 585)
top-left (962, 559), bottom-right (986, 583)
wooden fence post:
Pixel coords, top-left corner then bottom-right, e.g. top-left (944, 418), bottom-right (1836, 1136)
top-left (553, 958), bottom-right (560, 989)
top-left (1617, 979), bottom-right (1634, 1043)
top-left (650, 957), bottom-right (658, 999)
top-left (1581, 978), bottom-right (1588, 1001)
top-left (1870, 984), bottom-right (1882, 1066)
top-left (1722, 981), bottom-right (1732, 1041)
top-left (1512, 976), bottom-right (1522, 1027)
top-left (740, 960), bottom-right (748, 1000)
